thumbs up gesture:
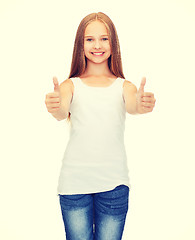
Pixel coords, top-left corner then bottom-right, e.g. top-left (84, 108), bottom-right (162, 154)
top-left (136, 77), bottom-right (156, 114)
top-left (53, 76), bottom-right (60, 92)
top-left (45, 77), bottom-right (61, 113)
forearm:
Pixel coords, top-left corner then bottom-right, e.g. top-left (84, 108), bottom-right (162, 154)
top-left (126, 93), bottom-right (141, 115)
top-left (126, 104), bottom-right (138, 115)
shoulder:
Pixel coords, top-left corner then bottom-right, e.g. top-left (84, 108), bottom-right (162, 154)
top-left (60, 78), bottom-right (74, 94)
top-left (122, 80), bottom-right (138, 107)
top-left (123, 80), bottom-right (137, 93)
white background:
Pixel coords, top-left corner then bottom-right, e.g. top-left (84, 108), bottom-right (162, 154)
top-left (0, 0), bottom-right (195, 239)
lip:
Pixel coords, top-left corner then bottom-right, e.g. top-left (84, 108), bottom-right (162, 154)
top-left (91, 52), bottom-right (105, 55)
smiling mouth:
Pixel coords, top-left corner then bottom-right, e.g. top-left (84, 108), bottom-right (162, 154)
top-left (91, 52), bottom-right (105, 56)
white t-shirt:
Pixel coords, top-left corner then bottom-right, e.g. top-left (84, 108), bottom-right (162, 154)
top-left (57, 77), bottom-right (131, 195)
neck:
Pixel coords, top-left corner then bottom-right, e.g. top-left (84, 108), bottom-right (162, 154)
top-left (82, 60), bottom-right (112, 78)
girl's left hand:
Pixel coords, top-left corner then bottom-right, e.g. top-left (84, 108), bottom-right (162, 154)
top-left (136, 77), bottom-right (156, 114)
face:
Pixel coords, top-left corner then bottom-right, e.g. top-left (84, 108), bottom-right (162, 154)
top-left (84, 20), bottom-right (111, 64)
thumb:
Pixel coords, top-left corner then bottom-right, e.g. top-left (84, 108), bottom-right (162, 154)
top-left (53, 76), bottom-right (60, 92)
top-left (138, 77), bottom-right (146, 93)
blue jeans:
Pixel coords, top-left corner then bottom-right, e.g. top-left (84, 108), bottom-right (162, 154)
top-left (59, 184), bottom-right (130, 240)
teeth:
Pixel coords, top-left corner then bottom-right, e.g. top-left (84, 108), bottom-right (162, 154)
top-left (92, 52), bottom-right (104, 55)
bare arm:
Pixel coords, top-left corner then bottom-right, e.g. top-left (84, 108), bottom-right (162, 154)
top-left (45, 77), bottom-right (73, 121)
top-left (123, 78), bottom-right (156, 114)
top-left (123, 80), bottom-right (138, 114)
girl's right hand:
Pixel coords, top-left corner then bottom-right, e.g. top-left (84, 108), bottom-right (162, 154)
top-left (45, 77), bottom-right (61, 113)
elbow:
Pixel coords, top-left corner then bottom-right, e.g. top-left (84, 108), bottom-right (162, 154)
top-left (126, 106), bottom-right (136, 115)
top-left (56, 112), bottom-right (68, 121)
top-left (56, 118), bottom-right (63, 121)
top-left (126, 110), bottom-right (137, 115)
top-left (126, 107), bottom-right (139, 115)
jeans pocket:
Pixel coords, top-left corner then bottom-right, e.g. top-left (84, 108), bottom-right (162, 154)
top-left (59, 194), bottom-right (91, 210)
top-left (99, 185), bottom-right (129, 199)
top-left (60, 194), bottom-right (85, 200)
top-left (95, 185), bottom-right (129, 215)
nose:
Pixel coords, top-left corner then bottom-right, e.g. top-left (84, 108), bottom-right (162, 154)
top-left (94, 40), bottom-right (101, 49)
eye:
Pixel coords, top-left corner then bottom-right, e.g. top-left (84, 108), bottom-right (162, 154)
top-left (86, 38), bottom-right (93, 42)
top-left (102, 37), bottom-right (108, 41)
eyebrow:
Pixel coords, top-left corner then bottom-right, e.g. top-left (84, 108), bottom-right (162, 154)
top-left (84, 35), bottom-right (109, 38)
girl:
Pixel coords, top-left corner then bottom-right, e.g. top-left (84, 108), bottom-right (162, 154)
top-left (45, 12), bottom-right (156, 240)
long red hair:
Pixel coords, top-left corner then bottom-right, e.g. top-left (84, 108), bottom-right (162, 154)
top-left (66, 12), bottom-right (125, 123)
